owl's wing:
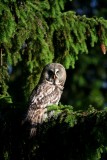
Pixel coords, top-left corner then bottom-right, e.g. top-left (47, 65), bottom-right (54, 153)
top-left (26, 82), bottom-right (62, 137)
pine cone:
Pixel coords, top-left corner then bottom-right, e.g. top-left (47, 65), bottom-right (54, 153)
top-left (100, 43), bottom-right (106, 54)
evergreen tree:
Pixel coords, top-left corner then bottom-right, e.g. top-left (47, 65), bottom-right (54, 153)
top-left (0, 0), bottom-right (107, 159)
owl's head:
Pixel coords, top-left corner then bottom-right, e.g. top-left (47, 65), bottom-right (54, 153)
top-left (40, 63), bottom-right (66, 87)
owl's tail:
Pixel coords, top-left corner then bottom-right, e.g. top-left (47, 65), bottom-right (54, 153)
top-left (30, 126), bottom-right (37, 137)
top-left (28, 108), bottom-right (47, 137)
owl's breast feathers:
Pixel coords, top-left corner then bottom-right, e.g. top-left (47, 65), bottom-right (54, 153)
top-left (30, 81), bottom-right (63, 108)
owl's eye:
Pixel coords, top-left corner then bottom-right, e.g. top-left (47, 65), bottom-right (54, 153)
top-left (56, 70), bottom-right (60, 76)
top-left (56, 70), bottom-right (59, 74)
top-left (48, 70), bottom-right (53, 76)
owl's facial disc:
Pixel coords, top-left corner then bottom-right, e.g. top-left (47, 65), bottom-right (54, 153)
top-left (47, 69), bottom-right (60, 84)
top-left (41, 63), bottom-right (66, 87)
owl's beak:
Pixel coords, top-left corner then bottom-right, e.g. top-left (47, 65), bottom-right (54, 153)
top-left (53, 74), bottom-right (57, 80)
top-left (53, 74), bottom-right (58, 85)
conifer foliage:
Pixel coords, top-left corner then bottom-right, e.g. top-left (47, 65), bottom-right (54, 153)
top-left (0, 0), bottom-right (107, 160)
top-left (1, 0), bottom-right (107, 102)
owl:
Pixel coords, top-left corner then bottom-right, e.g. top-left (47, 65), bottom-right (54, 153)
top-left (25, 63), bottom-right (66, 136)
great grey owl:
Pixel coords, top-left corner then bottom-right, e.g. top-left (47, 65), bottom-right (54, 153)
top-left (25, 63), bottom-right (66, 136)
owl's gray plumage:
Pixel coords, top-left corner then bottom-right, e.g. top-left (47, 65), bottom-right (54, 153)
top-left (25, 63), bottom-right (66, 136)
